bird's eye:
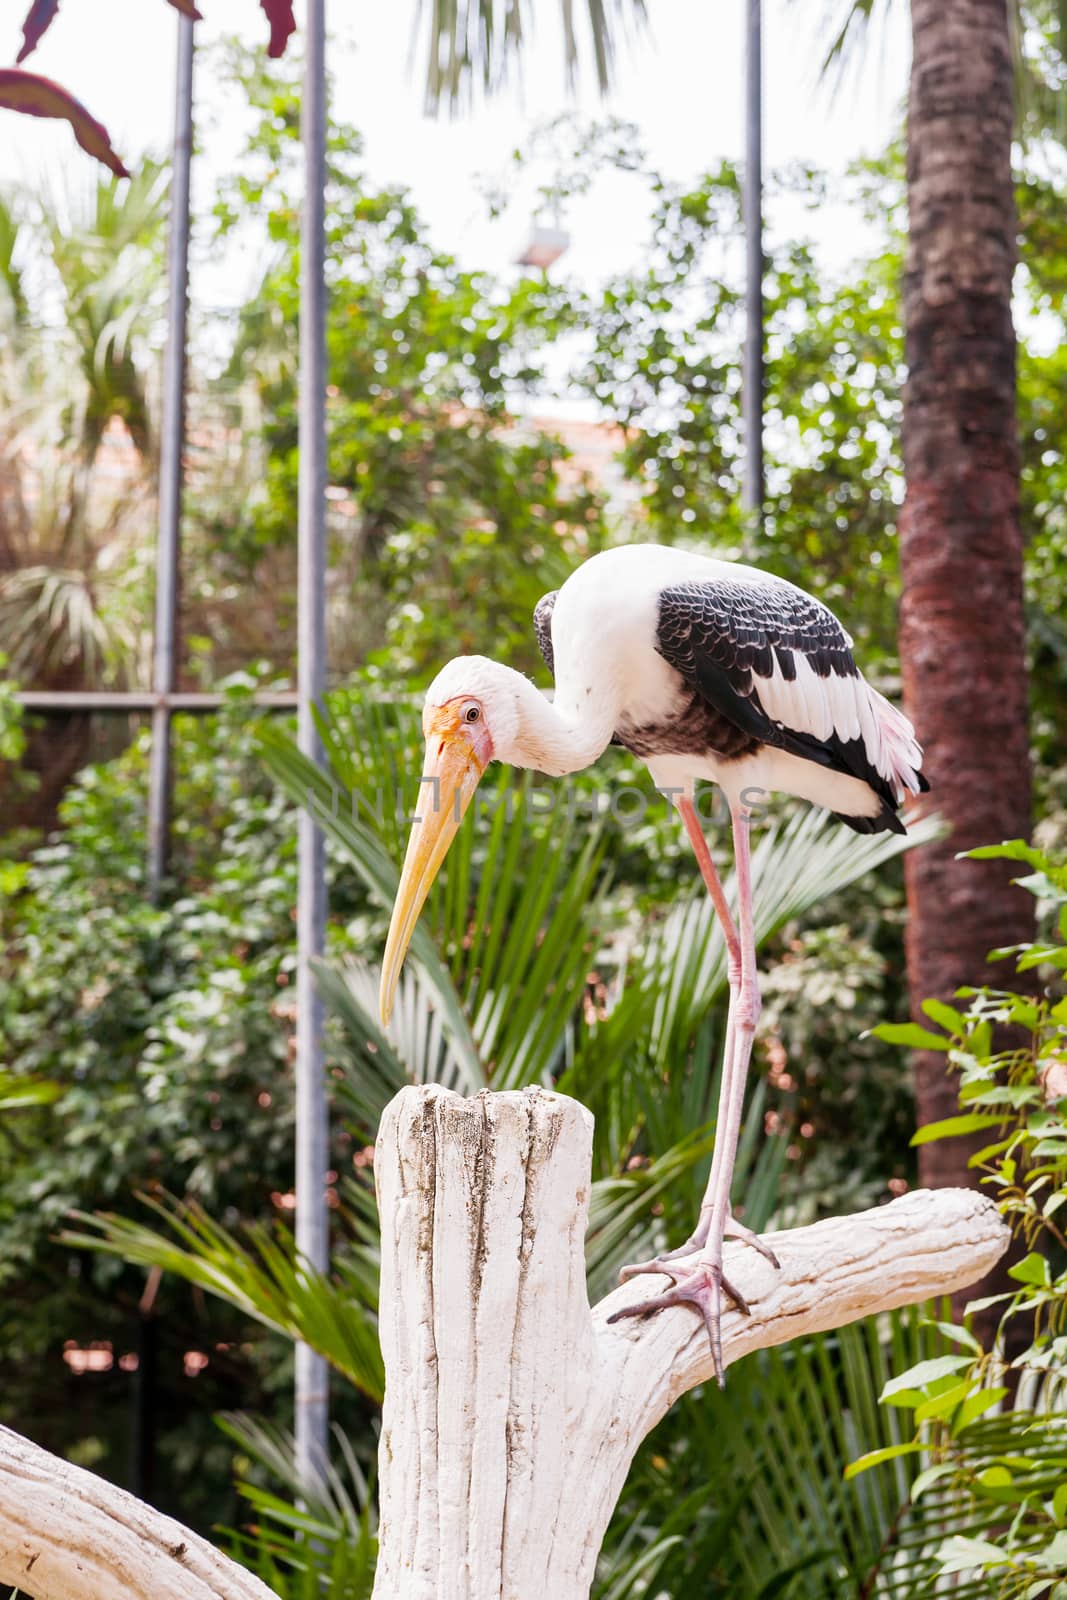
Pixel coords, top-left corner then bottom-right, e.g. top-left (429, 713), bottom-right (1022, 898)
top-left (462, 702), bottom-right (481, 724)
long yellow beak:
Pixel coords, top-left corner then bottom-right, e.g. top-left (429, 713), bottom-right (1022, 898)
top-left (378, 728), bottom-right (487, 1025)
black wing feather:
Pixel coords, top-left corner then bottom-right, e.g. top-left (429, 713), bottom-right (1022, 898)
top-left (655, 579), bottom-right (904, 827)
top-left (533, 590), bottom-right (558, 677)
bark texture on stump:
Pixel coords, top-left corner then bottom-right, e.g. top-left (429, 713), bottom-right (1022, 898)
top-left (372, 1084), bottom-right (1009, 1600)
top-left (0, 1086), bottom-right (1010, 1600)
top-left (901, 0), bottom-right (1033, 1202)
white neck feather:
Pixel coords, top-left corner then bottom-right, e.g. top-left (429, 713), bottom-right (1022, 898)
top-left (505, 669), bottom-right (617, 776)
top-left (424, 655), bottom-right (620, 778)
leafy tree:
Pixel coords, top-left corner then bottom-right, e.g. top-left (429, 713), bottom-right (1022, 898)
top-left (574, 151), bottom-right (904, 663)
top-left (0, 684), bottom-right (308, 1528)
top-left (66, 693), bottom-right (936, 1596)
top-left (850, 840), bottom-right (1067, 1595)
top-left (193, 44), bottom-right (609, 686)
top-left (0, 164), bottom-right (168, 822)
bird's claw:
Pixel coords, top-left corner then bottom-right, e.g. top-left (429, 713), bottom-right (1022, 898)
top-left (608, 1256), bottom-right (750, 1387)
top-left (618, 1214), bottom-right (778, 1283)
top-left (723, 1215), bottom-right (780, 1269)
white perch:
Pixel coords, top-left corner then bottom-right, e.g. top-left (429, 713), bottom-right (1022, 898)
top-left (0, 1083), bottom-right (1008, 1600)
top-left (0, 1423), bottom-right (279, 1600)
top-left (373, 1083), bottom-right (1009, 1600)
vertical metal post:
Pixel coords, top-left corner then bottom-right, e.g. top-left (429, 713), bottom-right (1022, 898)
top-left (136, 8), bottom-right (193, 1504)
top-left (295, 0), bottom-right (330, 1493)
top-left (147, 10), bottom-right (194, 899)
top-left (741, 0), bottom-right (764, 523)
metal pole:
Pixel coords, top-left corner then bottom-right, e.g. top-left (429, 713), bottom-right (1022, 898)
top-left (741, 0), bottom-right (764, 523)
top-left (295, 0), bottom-right (330, 1493)
top-left (147, 10), bottom-right (194, 899)
top-left (136, 8), bottom-right (194, 1504)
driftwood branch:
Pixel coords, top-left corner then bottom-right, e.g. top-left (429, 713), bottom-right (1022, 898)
top-left (0, 1083), bottom-right (1010, 1600)
top-left (0, 1423), bottom-right (278, 1600)
top-left (373, 1084), bottom-right (1010, 1600)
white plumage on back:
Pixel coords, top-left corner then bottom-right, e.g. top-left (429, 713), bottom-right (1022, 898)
top-left (533, 544), bottom-right (926, 832)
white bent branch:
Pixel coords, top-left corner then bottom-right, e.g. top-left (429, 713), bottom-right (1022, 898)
top-left (0, 1082), bottom-right (1009, 1600)
top-left (0, 1423), bottom-right (278, 1600)
top-left (373, 1083), bottom-right (1010, 1600)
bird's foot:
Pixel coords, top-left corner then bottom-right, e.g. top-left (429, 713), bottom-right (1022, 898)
top-left (618, 1207), bottom-right (779, 1284)
top-left (607, 1249), bottom-right (749, 1388)
top-left (723, 1212), bottom-right (780, 1269)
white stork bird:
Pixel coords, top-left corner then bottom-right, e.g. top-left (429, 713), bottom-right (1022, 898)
top-left (379, 543), bottom-right (927, 1384)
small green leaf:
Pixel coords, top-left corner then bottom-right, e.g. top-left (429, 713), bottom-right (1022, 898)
top-left (1008, 1251), bottom-right (1051, 1288)
top-left (925, 1320), bottom-right (981, 1354)
top-left (881, 1387), bottom-right (926, 1410)
top-left (844, 1441), bottom-right (924, 1480)
top-left (953, 1386), bottom-right (1008, 1433)
top-left (881, 1354), bottom-right (973, 1401)
top-left (936, 1534), bottom-right (1011, 1574)
top-left (976, 1465), bottom-right (1013, 1489)
top-left (1038, 1531), bottom-right (1067, 1572)
top-left (912, 1113), bottom-right (1006, 1146)
top-left (921, 998), bottom-right (968, 1034)
top-left (911, 1462), bottom-right (955, 1501)
top-left (869, 1021), bottom-right (951, 1050)
top-left (914, 1377), bottom-right (975, 1424)
top-left (959, 841), bottom-right (1043, 866)
top-left (1051, 1481), bottom-right (1067, 1525)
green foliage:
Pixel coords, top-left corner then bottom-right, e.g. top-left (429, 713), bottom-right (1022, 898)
top-left (202, 43), bottom-right (609, 685)
top-left (0, 164), bottom-right (167, 696)
top-left (218, 1416), bottom-right (376, 1600)
top-left (64, 678), bottom-right (937, 1595)
top-left (0, 685), bottom-right (299, 1303)
top-left (604, 1305), bottom-right (961, 1600)
top-left (64, 1196), bottom-right (385, 1405)
top-left (0, 656), bottom-right (25, 763)
top-left (857, 841), bottom-right (1067, 1595)
top-left (575, 153), bottom-right (904, 660)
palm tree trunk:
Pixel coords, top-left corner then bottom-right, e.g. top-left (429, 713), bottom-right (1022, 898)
top-left (900, 0), bottom-right (1033, 1251)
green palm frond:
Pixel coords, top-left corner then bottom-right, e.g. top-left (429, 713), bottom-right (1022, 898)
top-left (60, 1196), bottom-right (385, 1404)
top-left (561, 807), bottom-right (942, 1178)
top-left (811, 0), bottom-right (1067, 143)
top-left (0, 565), bottom-right (116, 683)
top-left (599, 1303), bottom-right (967, 1599)
top-left (317, 955), bottom-right (487, 1131)
top-left (43, 159), bottom-right (168, 457)
top-left (261, 718), bottom-right (611, 1099)
top-left (218, 1416), bottom-right (377, 1600)
top-left (259, 719), bottom-right (481, 1064)
top-left (416, 0), bottom-right (648, 113)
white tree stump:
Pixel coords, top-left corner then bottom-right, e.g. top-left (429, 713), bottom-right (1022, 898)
top-left (373, 1083), bottom-right (1010, 1600)
top-left (0, 1423), bottom-right (279, 1600)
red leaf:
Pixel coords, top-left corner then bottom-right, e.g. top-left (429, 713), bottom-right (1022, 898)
top-left (0, 69), bottom-right (129, 179)
top-left (260, 0), bottom-right (296, 58)
top-left (16, 0), bottom-right (61, 65)
top-left (163, 0), bottom-right (204, 17)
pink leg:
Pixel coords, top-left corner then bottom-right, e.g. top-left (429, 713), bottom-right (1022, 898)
top-left (611, 797), bottom-right (775, 1386)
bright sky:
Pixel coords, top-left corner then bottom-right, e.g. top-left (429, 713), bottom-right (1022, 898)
top-left (0, 0), bottom-right (910, 303)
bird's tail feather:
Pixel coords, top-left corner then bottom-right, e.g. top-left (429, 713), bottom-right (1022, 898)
top-left (869, 687), bottom-right (926, 800)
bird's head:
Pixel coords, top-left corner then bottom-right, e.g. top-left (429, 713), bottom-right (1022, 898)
top-left (379, 656), bottom-right (524, 1024)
